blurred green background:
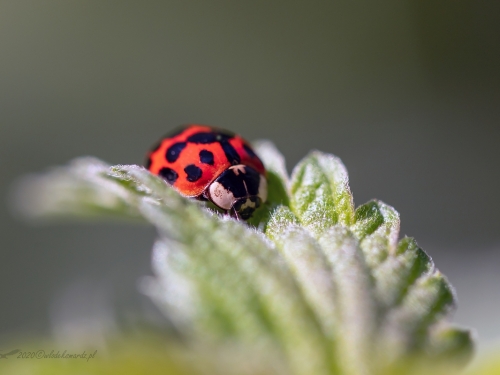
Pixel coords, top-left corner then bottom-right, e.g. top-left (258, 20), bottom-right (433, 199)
top-left (1, 0), bottom-right (499, 351)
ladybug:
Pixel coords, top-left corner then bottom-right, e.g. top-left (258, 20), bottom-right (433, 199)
top-left (146, 124), bottom-right (267, 220)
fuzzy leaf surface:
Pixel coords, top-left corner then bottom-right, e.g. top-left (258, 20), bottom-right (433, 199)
top-left (13, 141), bottom-right (474, 374)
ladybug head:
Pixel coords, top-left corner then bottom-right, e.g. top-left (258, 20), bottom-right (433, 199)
top-left (206, 165), bottom-right (267, 220)
top-left (231, 196), bottom-right (262, 220)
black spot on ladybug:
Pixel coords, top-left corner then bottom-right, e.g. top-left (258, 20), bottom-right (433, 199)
top-left (187, 132), bottom-right (217, 143)
top-left (187, 131), bottom-right (233, 144)
top-left (199, 150), bottom-right (214, 165)
top-left (166, 142), bottom-right (187, 163)
top-left (220, 141), bottom-right (241, 165)
top-left (184, 164), bottom-right (203, 182)
top-left (159, 167), bottom-right (178, 184)
top-left (243, 144), bottom-right (257, 158)
top-left (216, 128), bottom-right (236, 138)
top-left (145, 157), bottom-right (152, 170)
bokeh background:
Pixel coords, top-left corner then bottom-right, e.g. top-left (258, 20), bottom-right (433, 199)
top-left (1, 0), bottom-right (499, 351)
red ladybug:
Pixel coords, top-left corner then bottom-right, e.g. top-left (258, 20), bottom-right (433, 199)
top-left (146, 124), bottom-right (267, 220)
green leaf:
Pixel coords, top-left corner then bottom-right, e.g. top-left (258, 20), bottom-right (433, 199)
top-left (12, 141), bottom-right (474, 375)
top-left (290, 151), bottom-right (354, 237)
top-left (130, 172), bottom-right (335, 375)
top-left (12, 158), bottom-right (145, 220)
top-left (252, 139), bottom-right (290, 193)
top-left (247, 140), bottom-right (290, 229)
top-left (265, 206), bottom-right (338, 342)
top-left (427, 324), bottom-right (475, 365)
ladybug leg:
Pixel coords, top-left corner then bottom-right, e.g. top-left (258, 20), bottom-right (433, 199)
top-left (196, 193), bottom-right (209, 201)
top-left (228, 208), bottom-right (241, 221)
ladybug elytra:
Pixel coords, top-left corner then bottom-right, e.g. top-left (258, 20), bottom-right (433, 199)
top-left (146, 124), bottom-right (267, 220)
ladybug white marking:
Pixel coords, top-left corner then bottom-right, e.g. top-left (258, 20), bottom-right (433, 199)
top-left (208, 182), bottom-right (235, 210)
top-left (230, 165), bottom-right (246, 175)
top-left (239, 198), bottom-right (257, 210)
